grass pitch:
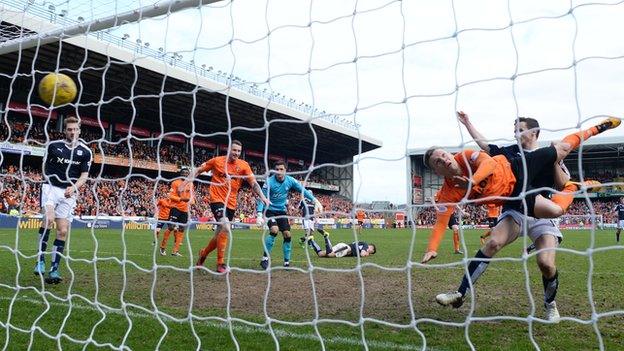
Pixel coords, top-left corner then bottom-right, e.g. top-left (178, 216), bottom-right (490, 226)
top-left (0, 225), bottom-right (622, 350)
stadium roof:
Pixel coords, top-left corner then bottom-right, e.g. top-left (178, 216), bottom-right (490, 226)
top-left (0, 2), bottom-right (382, 164)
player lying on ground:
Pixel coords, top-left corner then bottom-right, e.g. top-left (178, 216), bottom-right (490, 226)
top-left (426, 116), bottom-right (621, 322)
top-left (35, 117), bottom-right (92, 284)
top-left (307, 232), bottom-right (376, 258)
top-left (255, 160), bottom-right (323, 269)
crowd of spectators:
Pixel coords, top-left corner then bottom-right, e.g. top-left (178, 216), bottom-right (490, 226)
top-left (0, 166), bottom-right (354, 220)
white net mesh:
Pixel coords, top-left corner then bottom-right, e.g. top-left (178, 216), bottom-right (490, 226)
top-left (0, 0), bottom-right (623, 349)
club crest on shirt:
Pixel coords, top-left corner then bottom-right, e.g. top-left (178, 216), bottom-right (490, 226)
top-left (77, 150), bottom-right (83, 156)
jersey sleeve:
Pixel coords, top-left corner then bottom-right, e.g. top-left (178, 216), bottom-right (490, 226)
top-left (289, 177), bottom-right (315, 202)
top-left (488, 144), bottom-right (502, 156)
top-left (460, 150), bottom-right (497, 184)
top-left (242, 162), bottom-right (255, 185)
top-left (198, 158), bottom-right (215, 173)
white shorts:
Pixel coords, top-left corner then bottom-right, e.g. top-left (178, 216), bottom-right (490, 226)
top-left (332, 243), bottom-right (350, 258)
top-left (303, 219), bottom-right (315, 230)
top-left (499, 209), bottom-right (562, 244)
top-left (41, 184), bottom-right (76, 220)
top-left (618, 220), bottom-right (624, 229)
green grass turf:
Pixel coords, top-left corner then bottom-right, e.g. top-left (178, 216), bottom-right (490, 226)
top-left (0, 226), bottom-right (622, 350)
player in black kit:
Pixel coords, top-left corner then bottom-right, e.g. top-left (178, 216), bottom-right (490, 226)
top-left (34, 117), bottom-right (92, 284)
top-left (614, 197), bottom-right (624, 243)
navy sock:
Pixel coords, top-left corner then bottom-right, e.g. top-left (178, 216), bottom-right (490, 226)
top-left (543, 270), bottom-right (559, 304)
top-left (458, 249), bottom-right (491, 296)
top-left (324, 236), bottom-right (332, 253)
top-left (37, 227), bottom-right (50, 263)
top-left (50, 239), bottom-right (65, 272)
top-left (308, 239), bottom-right (321, 254)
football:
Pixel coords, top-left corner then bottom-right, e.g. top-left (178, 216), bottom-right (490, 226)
top-left (38, 73), bottom-right (77, 106)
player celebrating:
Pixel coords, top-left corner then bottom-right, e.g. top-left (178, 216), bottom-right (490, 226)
top-left (307, 234), bottom-right (376, 258)
top-left (614, 197), bottom-right (624, 243)
top-left (159, 167), bottom-right (193, 256)
top-left (256, 160), bottom-right (323, 269)
top-left (35, 117), bottom-right (92, 284)
top-left (153, 197), bottom-right (171, 245)
top-left (428, 116), bottom-right (620, 322)
top-left (194, 140), bottom-right (269, 273)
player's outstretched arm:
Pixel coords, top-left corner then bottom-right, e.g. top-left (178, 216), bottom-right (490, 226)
top-left (457, 111), bottom-right (491, 154)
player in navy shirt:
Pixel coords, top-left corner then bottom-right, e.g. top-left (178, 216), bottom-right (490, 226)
top-left (35, 117), bottom-right (92, 284)
top-left (614, 197), bottom-right (624, 243)
top-left (298, 195), bottom-right (330, 248)
top-left (307, 234), bottom-right (376, 258)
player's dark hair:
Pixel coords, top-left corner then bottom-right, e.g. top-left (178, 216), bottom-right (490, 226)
top-left (231, 139), bottom-right (242, 147)
top-left (423, 147), bottom-right (438, 169)
top-left (64, 116), bottom-right (80, 128)
top-left (516, 117), bottom-right (540, 138)
top-left (369, 243), bottom-right (376, 255)
top-left (273, 160), bottom-right (286, 169)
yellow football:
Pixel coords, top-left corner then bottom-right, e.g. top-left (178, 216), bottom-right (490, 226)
top-left (38, 73), bottom-right (77, 106)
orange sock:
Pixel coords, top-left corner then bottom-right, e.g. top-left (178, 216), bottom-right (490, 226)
top-left (160, 229), bottom-right (171, 249)
top-left (551, 181), bottom-right (578, 213)
top-left (203, 236), bottom-right (218, 256)
top-left (215, 231), bottom-right (229, 265)
top-left (452, 229), bottom-right (460, 252)
top-left (562, 127), bottom-right (598, 150)
top-left (173, 230), bottom-right (184, 253)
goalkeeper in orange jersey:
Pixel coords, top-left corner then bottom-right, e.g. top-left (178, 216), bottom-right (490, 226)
top-left (160, 167), bottom-right (194, 257)
top-left (153, 197), bottom-right (171, 245)
top-left (425, 116), bottom-right (621, 322)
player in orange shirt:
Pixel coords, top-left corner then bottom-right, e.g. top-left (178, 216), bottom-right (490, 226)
top-left (160, 167), bottom-right (194, 257)
top-left (479, 204), bottom-right (501, 245)
top-left (424, 117), bottom-right (622, 310)
top-left (193, 140), bottom-right (269, 274)
top-left (356, 210), bottom-right (366, 234)
top-left (153, 197), bottom-right (171, 244)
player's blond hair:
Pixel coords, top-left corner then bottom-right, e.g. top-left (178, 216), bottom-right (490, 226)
top-left (64, 116), bottom-right (80, 128)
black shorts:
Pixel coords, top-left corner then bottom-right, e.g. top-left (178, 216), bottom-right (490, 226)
top-left (210, 203), bottom-right (235, 222)
top-left (506, 146), bottom-right (558, 217)
top-left (358, 220), bottom-right (364, 226)
top-left (487, 217), bottom-right (498, 228)
top-left (266, 210), bottom-right (290, 232)
top-left (156, 219), bottom-right (168, 229)
top-left (448, 214), bottom-right (459, 229)
top-left (168, 208), bottom-right (188, 226)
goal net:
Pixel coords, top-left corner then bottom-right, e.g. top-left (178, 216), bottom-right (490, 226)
top-left (0, 0), bottom-right (623, 350)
